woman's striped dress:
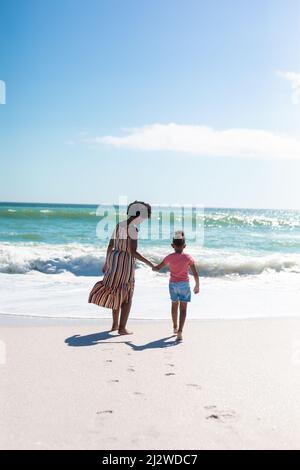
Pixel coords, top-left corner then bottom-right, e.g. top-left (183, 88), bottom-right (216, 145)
top-left (88, 222), bottom-right (135, 310)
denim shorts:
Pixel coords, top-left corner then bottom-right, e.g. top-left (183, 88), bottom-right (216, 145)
top-left (169, 281), bottom-right (191, 303)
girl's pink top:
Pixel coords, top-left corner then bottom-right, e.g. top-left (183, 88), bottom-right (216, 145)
top-left (163, 252), bottom-right (194, 283)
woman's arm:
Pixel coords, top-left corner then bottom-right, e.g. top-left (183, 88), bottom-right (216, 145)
top-left (102, 238), bottom-right (113, 272)
top-left (130, 238), bottom-right (154, 268)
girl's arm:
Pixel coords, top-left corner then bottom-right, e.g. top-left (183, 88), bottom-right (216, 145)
top-left (190, 263), bottom-right (200, 293)
top-left (152, 260), bottom-right (166, 271)
top-left (130, 238), bottom-right (154, 268)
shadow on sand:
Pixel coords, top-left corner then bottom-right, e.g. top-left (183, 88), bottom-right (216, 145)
top-left (65, 332), bottom-right (179, 350)
top-left (65, 331), bottom-right (125, 347)
top-left (124, 336), bottom-right (178, 351)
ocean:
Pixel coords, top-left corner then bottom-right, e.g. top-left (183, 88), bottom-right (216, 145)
top-left (1, 202), bottom-right (300, 320)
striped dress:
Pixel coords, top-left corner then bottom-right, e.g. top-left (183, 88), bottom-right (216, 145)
top-left (88, 222), bottom-right (136, 310)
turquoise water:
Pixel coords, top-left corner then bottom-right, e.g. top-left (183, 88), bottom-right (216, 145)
top-left (1, 202), bottom-right (300, 277)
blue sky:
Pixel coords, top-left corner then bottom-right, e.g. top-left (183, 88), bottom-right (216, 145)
top-left (0, 0), bottom-right (300, 208)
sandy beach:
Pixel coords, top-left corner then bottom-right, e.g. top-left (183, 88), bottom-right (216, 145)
top-left (1, 315), bottom-right (300, 450)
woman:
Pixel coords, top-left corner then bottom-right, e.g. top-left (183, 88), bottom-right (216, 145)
top-left (88, 201), bottom-right (153, 334)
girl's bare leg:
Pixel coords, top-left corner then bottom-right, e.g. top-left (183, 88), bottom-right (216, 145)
top-left (177, 301), bottom-right (187, 340)
top-left (118, 300), bottom-right (133, 335)
top-left (110, 308), bottom-right (120, 331)
top-left (171, 301), bottom-right (179, 334)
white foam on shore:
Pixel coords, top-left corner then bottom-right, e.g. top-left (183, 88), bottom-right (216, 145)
top-left (0, 269), bottom-right (299, 321)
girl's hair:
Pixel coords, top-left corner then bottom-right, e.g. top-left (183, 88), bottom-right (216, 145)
top-left (127, 200), bottom-right (152, 219)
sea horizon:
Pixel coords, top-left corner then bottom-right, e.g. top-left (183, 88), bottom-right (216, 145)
top-left (1, 200), bottom-right (300, 212)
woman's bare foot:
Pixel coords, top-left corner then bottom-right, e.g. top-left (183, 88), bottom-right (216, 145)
top-left (118, 329), bottom-right (133, 335)
top-left (173, 326), bottom-right (178, 335)
top-left (110, 323), bottom-right (119, 332)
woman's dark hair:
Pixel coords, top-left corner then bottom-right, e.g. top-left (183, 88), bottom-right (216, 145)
top-left (127, 200), bottom-right (152, 219)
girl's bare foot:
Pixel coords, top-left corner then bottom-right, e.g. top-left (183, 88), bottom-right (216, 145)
top-left (118, 329), bottom-right (133, 335)
top-left (110, 323), bottom-right (119, 332)
top-left (173, 326), bottom-right (178, 335)
top-left (176, 331), bottom-right (183, 341)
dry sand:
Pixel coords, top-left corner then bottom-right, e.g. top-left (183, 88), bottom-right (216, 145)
top-left (0, 316), bottom-right (300, 449)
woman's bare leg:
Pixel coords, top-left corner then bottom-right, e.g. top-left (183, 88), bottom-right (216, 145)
top-left (110, 308), bottom-right (120, 331)
top-left (171, 301), bottom-right (179, 334)
top-left (118, 300), bottom-right (133, 335)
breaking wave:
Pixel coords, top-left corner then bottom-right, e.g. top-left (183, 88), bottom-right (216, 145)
top-left (1, 243), bottom-right (300, 277)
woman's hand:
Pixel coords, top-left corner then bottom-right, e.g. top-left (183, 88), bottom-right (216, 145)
top-left (152, 261), bottom-right (165, 272)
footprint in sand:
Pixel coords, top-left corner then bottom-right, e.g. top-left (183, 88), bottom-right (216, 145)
top-left (95, 410), bottom-right (114, 428)
top-left (109, 379), bottom-right (119, 383)
top-left (106, 360), bottom-right (112, 363)
top-left (127, 367), bottom-right (135, 372)
top-left (165, 372), bottom-right (175, 376)
top-left (166, 363), bottom-right (175, 367)
top-left (186, 383), bottom-right (201, 390)
top-left (206, 414), bottom-right (220, 421)
top-left (205, 407), bottom-right (236, 422)
top-left (133, 391), bottom-right (147, 400)
top-left (96, 410), bottom-right (113, 415)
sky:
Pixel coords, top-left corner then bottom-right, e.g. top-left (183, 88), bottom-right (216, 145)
top-left (0, 0), bottom-right (300, 209)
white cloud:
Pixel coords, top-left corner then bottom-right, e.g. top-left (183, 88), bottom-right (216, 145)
top-left (277, 70), bottom-right (300, 104)
top-left (89, 123), bottom-right (300, 159)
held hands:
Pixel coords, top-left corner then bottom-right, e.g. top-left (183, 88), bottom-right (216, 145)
top-left (152, 265), bottom-right (159, 271)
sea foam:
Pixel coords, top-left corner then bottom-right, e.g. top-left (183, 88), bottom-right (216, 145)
top-left (1, 243), bottom-right (299, 277)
